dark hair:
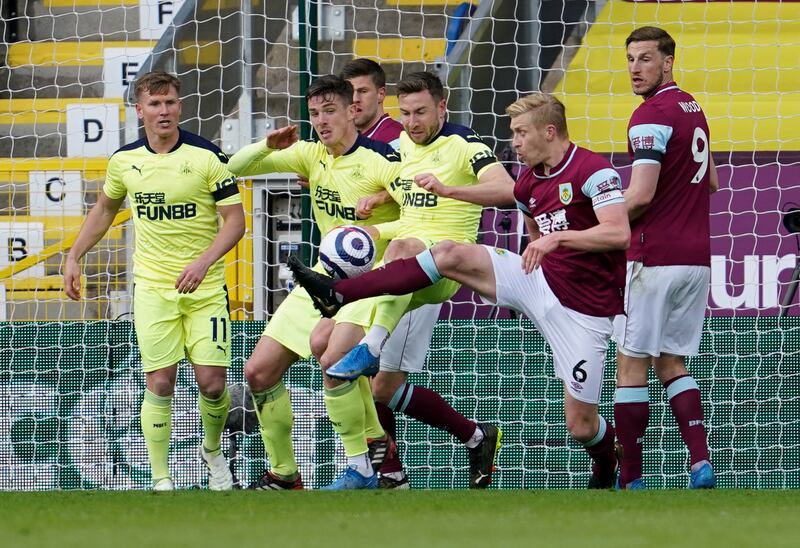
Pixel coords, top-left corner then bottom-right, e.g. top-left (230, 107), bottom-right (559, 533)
top-left (133, 71), bottom-right (181, 102)
top-left (340, 58), bottom-right (386, 89)
top-left (397, 71), bottom-right (445, 103)
top-left (306, 74), bottom-right (353, 106)
top-left (625, 26), bottom-right (675, 57)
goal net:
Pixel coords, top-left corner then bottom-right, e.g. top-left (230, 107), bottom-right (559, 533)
top-left (0, 0), bottom-right (797, 490)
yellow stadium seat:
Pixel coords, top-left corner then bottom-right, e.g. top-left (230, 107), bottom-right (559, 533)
top-left (554, 0), bottom-right (800, 153)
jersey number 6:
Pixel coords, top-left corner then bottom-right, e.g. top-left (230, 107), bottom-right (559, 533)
top-left (572, 360), bottom-right (588, 383)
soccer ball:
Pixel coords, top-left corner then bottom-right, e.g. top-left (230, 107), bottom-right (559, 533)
top-left (319, 225), bottom-right (376, 279)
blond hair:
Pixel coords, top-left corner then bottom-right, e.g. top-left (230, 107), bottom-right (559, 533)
top-left (133, 71), bottom-right (181, 102)
top-left (505, 93), bottom-right (568, 138)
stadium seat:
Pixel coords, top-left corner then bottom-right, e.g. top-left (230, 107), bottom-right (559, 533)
top-left (553, 0), bottom-right (800, 153)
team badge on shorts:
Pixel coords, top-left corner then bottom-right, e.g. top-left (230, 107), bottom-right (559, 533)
top-left (494, 248), bottom-right (507, 256)
top-left (559, 183), bottom-right (573, 205)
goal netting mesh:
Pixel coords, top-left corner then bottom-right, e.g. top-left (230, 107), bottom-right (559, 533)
top-left (0, 0), bottom-right (797, 490)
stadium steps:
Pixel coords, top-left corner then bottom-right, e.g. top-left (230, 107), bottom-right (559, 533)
top-left (354, 0), bottom-right (451, 77)
top-left (256, 0), bottom-right (452, 122)
top-left (2, 0), bottom-right (148, 98)
top-left (0, 2), bottom-right (144, 318)
top-left (2, 40), bottom-right (154, 100)
top-left (0, 98), bottom-right (124, 125)
top-left (325, 0), bottom-right (455, 117)
top-left (28, 1), bottom-right (143, 42)
top-left (0, 39), bottom-right (144, 155)
top-left (553, 0), bottom-right (800, 153)
top-left (0, 98), bottom-right (125, 157)
top-left (0, 157), bottom-right (119, 311)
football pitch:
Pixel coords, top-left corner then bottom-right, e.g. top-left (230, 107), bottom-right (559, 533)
top-left (1, 490), bottom-right (796, 548)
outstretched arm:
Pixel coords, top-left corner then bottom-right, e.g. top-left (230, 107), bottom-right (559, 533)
top-left (228, 125), bottom-right (300, 177)
top-left (64, 192), bottom-right (125, 300)
top-left (414, 164), bottom-right (515, 207)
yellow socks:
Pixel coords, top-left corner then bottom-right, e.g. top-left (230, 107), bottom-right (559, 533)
top-left (252, 382), bottom-right (299, 479)
top-left (140, 389), bottom-right (172, 482)
top-left (359, 376), bottom-right (385, 440)
top-left (324, 380), bottom-right (367, 457)
top-left (198, 385), bottom-right (231, 453)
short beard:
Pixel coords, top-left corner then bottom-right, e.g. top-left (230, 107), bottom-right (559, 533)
top-left (637, 73), bottom-right (665, 98)
top-left (356, 108), bottom-right (378, 132)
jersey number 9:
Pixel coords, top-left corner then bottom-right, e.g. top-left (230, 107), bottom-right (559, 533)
top-left (690, 127), bottom-right (709, 184)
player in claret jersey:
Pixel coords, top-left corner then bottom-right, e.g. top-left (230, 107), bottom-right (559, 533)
top-left (342, 58), bottom-right (404, 149)
top-left (291, 92), bottom-right (630, 488)
top-left (612, 26), bottom-right (719, 490)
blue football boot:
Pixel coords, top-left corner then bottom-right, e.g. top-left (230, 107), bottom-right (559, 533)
top-left (689, 462), bottom-right (716, 489)
top-left (616, 477), bottom-right (647, 490)
top-left (321, 466), bottom-right (378, 490)
top-left (325, 343), bottom-right (380, 380)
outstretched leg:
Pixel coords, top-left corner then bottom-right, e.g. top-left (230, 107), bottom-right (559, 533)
top-left (288, 240), bottom-right (497, 317)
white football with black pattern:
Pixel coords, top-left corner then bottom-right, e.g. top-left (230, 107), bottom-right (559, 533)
top-left (319, 225), bottom-right (376, 280)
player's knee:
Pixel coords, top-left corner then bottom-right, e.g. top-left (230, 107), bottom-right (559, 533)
top-left (616, 354), bottom-right (651, 385)
top-left (147, 377), bottom-right (175, 397)
top-left (384, 241), bottom-right (401, 262)
top-left (318, 351), bottom-right (336, 371)
top-left (431, 240), bottom-right (462, 275)
top-left (309, 332), bottom-right (329, 361)
top-left (198, 377), bottom-right (227, 400)
top-left (385, 239), bottom-right (419, 262)
top-left (243, 358), bottom-right (262, 387)
top-left (654, 355), bottom-right (688, 384)
top-left (146, 369), bottom-right (176, 397)
top-left (566, 413), bottom-right (596, 444)
top-left (245, 358), bottom-right (281, 392)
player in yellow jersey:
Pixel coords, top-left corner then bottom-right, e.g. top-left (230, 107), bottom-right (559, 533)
top-left (228, 75), bottom-right (402, 490)
top-left (64, 72), bottom-right (245, 491)
top-left (290, 71), bottom-right (516, 488)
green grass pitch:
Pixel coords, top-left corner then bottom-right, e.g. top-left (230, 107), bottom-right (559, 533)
top-left (1, 490), bottom-right (797, 548)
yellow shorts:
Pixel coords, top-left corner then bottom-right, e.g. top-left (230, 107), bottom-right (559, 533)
top-left (134, 284), bottom-right (231, 372)
top-left (409, 277), bottom-right (460, 309)
top-left (264, 287), bottom-right (378, 359)
top-left (361, 238), bottom-right (461, 331)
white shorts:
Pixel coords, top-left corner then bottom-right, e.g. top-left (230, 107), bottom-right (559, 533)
top-left (481, 246), bottom-right (614, 404)
top-left (613, 262), bottom-right (710, 358)
top-left (380, 303), bottom-right (442, 373)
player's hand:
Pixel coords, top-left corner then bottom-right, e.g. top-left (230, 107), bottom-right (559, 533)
top-left (521, 233), bottom-right (561, 273)
top-left (296, 175), bottom-right (310, 189)
top-left (356, 191), bottom-right (391, 219)
top-left (356, 196), bottom-right (376, 219)
top-left (267, 125), bottom-right (299, 150)
top-left (175, 259), bottom-right (211, 293)
top-left (414, 173), bottom-right (449, 197)
top-left (63, 258), bottom-right (82, 301)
